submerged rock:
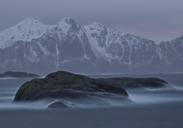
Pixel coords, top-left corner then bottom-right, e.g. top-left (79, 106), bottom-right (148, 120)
top-left (48, 101), bottom-right (69, 109)
top-left (14, 71), bottom-right (167, 102)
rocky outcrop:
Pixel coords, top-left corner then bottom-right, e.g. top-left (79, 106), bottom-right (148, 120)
top-left (14, 71), bottom-right (167, 102)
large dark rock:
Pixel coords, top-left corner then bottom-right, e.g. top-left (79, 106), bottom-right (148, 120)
top-left (14, 71), bottom-right (167, 102)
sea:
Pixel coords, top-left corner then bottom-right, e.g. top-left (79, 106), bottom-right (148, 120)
top-left (0, 73), bottom-right (183, 128)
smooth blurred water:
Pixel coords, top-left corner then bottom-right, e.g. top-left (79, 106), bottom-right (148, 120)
top-left (128, 89), bottom-right (183, 104)
top-left (0, 79), bottom-right (25, 102)
top-left (0, 78), bottom-right (48, 109)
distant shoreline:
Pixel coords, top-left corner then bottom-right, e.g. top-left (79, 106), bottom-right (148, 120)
top-left (0, 71), bottom-right (39, 78)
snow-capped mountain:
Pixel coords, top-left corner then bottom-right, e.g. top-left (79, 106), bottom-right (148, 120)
top-left (0, 18), bottom-right (49, 49)
top-left (0, 17), bottom-right (183, 74)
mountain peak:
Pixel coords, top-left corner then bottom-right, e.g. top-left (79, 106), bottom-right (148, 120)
top-left (174, 35), bottom-right (183, 40)
top-left (0, 18), bottom-right (48, 49)
top-left (58, 17), bottom-right (80, 33)
top-left (17, 18), bottom-right (45, 27)
top-left (60, 17), bottom-right (77, 24)
top-left (86, 22), bottom-right (107, 30)
top-left (85, 22), bottom-right (108, 37)
top-left (59, 17), bottom-right (78, 27)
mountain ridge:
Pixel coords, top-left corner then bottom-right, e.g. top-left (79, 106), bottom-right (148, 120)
top-left (0, 17), bottom-right (183, 74)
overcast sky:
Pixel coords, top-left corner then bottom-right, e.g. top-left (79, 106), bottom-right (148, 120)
top-left (0, 0), bottom-right (182, 41)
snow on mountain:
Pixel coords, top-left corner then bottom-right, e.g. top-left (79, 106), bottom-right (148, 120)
top-left (0, 18), bottom-right (49, 49)
top-left (84, 22), bottom-right (109, 59)
top-left (0, 17), bottom-right (183, 74)
top-left (84, 23), bottom-right (158, 64)
top-left (58, 17), bottom-right (81, 34)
